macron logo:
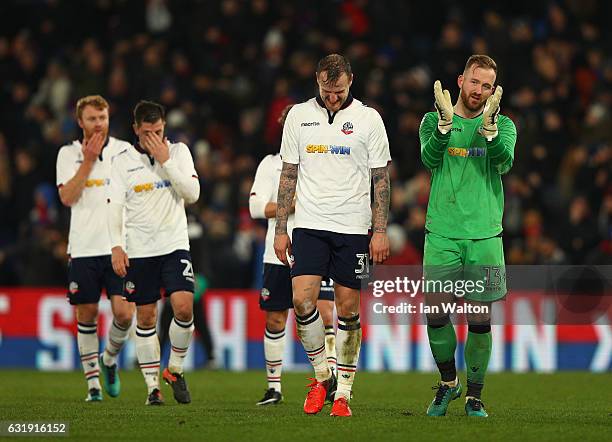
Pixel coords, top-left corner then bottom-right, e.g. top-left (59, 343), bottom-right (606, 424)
top-left (301, 122), bottom-right (320, 127)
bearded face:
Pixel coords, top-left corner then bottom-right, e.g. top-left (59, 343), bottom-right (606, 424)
top-left (78, 106), bottom-right (109, 140)
top-left (458, 66), bottom-right (496, 113)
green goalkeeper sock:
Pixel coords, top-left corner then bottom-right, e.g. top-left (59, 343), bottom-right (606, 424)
top-left (427, 323), bottom-right (457, 381)
top-left (464, 330), bottom-right (492, 385)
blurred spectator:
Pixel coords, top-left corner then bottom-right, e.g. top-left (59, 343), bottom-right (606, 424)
top-left (11, 148), bottom-right (39, 236)
top-left (29, 60), bottom-right (71, 121)
top-left (560, 196), bottom-right (600, 264)
top-left (536, 236), bottom-right (568, 265)
top-left (0, 133), bottom-right (13, 247)
top-left (385, 224), bottom-right (421, 265)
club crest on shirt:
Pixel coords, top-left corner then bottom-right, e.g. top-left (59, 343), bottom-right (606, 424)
top-left (260, 287), bottom-right (270, 302)
top-left (341, 121), bottom-right (354, 135)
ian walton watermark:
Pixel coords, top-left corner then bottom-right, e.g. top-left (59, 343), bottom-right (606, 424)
top-left (371, 300), bottom-right (488, 315)
top-left (369, 276), bottom-right (490, 315)
top-left (361, 265), bottom-right (611, 325)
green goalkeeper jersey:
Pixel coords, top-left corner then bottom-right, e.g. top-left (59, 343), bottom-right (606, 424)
top-left (419, 111), bottom-right (517, 240)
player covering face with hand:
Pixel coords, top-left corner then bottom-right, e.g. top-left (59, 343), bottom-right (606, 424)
top-left (420, 55), bottom-right (517, 417)
top-left (108, 100), bottom-right (200, 406)
top-left (56, 95), bottom-right (135, 403)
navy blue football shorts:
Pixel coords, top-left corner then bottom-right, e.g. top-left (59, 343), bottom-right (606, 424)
top-left (66, 255), bottom-right (124, 305)
top-left (291, 228), bottom-right (370, 290)
top-left (124, 249), bottom-right (195, 306)
top-left (260, 263), bottom-right (334, 311)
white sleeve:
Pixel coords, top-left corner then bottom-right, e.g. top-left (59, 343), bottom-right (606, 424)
top-left (56, 145), bottom-right (77, 187)
top-left (279, 107), bottom-right (300, 164)
top-left (108, 154), bottom-right (127, 206)
top-left (367, 109), bottom-right (392, 168)
top-left (162, 143), bottom-right (200, 204)
top-left (107, 156), bottom-right (127, 248)
top-left (107, 202), bottom-right (124, 248)
top-left (249, 156), bottom-right (276, 219)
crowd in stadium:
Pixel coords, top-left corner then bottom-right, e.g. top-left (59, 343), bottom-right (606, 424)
top-left (0, 0), bottom-right (610, 287)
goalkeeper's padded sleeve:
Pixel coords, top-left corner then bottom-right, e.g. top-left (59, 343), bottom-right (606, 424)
top-left (487, 115), bottom-right (517, 175)
top-left (420, 112), bottom-right (451, 170)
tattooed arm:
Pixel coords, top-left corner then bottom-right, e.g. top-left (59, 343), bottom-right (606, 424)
top-left (371, 165), bottom-right (390, 232)
top-left (370, 165), bottom-right (391, 263)
top-left (275, 162), bottom-right (298, 234)
top-left (274, 162), bottom-right (298, 265)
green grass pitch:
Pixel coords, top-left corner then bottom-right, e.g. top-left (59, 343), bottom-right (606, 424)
top-left (1, 370), bottom-right (610, 441)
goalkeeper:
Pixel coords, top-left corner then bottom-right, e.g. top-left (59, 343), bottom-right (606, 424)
top-left (419, 55), bottom-right (517, 417)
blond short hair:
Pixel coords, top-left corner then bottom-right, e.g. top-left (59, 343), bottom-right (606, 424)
top-left (76, 95), bottom-right (109, 119)
top-left (464, 55), bottom-right (497, 75)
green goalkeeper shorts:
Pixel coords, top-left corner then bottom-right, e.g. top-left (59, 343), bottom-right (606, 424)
top-left (423, 230), bottom-right (507, 302)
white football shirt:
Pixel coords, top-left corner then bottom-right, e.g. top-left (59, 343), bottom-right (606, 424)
top-left (279, 96), bottom-right (391, 234)
top-left (249, 153), bottom-right (295, 266)
top-left (56, 136), bottom-right (131, 258)
top-left (108, 141), bottom-right (197, 258)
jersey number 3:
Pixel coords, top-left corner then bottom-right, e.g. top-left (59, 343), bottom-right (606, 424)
top-left (355, 253), bottom-right (370, 275)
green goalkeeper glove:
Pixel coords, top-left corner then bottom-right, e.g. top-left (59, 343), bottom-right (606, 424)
top-left (434, 80), bottom-right (453, 134)
top-left (479, 85), bottom-right (503, 141)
